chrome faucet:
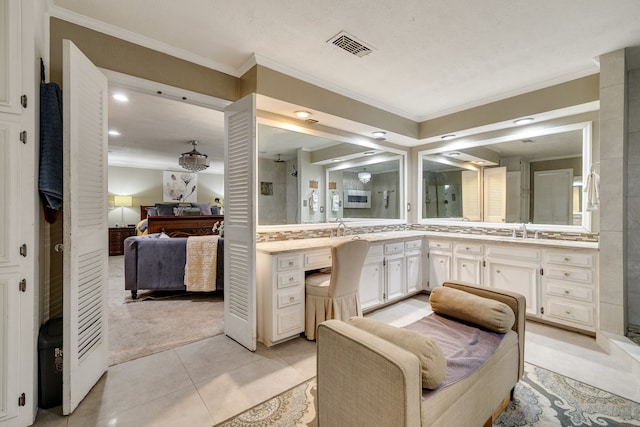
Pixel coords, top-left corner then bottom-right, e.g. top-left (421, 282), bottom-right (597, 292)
top-left (522, 223), bottom-right (528, 239)
top-left (336, 221), bottom-right (347, 238)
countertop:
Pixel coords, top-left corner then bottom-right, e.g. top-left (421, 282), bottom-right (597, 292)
top-left (256, 230), bottom-right (599, 254)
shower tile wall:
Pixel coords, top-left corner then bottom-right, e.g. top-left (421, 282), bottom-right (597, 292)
top-left (627, 48), bottom-right (640, 327)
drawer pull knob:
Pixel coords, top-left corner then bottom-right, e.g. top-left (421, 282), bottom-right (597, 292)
top-left (290, 296), bottom-right (295, 302)
top-left (466, 247), bottom-right (470, 250)
top-left (288, 261), bottom-right (294, 266)
top-left (289, 277), bottom-right (294, 282)
top-left (564, 257), bottom-right (570, 262)
top-left (496, 270), bottom-right (501, 273)
top-left (564, 290), bottom-right (570, 294)
top-left (564, 272), bottom-right (570, 277)
top-left (462, 264), bottom-right (467, 267)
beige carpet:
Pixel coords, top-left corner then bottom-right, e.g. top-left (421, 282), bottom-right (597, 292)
top-left (108, 256), bottom-right (225, 366)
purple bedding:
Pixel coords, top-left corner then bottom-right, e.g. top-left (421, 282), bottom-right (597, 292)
top-left (402, 313), bottom-right (505, 396)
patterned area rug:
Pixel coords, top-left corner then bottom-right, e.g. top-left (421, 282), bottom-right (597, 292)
top-left (215, 363), bottom-right (640, 427)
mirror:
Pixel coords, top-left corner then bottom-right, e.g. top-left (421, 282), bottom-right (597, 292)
top-left (419, 121), bottom-right (591, 227)
top-left (257, 123), bottom-right (405, 225)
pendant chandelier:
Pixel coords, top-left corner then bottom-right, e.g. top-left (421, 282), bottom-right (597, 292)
top-left (179, 140), bottom-right (209, 173)
top-left (358, 169), bottom-right (371, 184)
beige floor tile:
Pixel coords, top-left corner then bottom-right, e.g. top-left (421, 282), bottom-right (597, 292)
top-left (255, 336), bottom-right (317, 379)
top-left (31, 407), bottom-right (69, 427)
top-left (196, 357), bottom-right (307, 425)
top-left (68, 385), bottom-right (212, 427)
top-left (68, 349), bottom-right (194, 422)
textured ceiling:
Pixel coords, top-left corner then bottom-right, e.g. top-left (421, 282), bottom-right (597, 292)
top-left (51, 0), bottom-right (640, 171)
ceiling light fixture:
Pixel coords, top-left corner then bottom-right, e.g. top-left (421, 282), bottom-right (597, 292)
top-left (441, 134), bottom-right (456, 140)
top-left (448, 152), bottom-right (461, 156)
top-left (108, 130), bottom-right (121, 136)
top-left (294, 110), bottom-right (311, 118)
top-left (372, 131), bottom-right (386, 139)
top-left (513, 117), bottom-right (534, 125)
top-left (178, 140), bottom-right (209, 173)
top-left (112, 93), bottom-right (129, 102)
top-left (358, 169), bottom-right (371, 184)
top-left (364, 151), bottom-right (375, 155)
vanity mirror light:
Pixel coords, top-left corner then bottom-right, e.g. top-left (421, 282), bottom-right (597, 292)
top-left (257, 122), bottom-right (407, 226)
top-left (418, 120), bottom-right (593, 230)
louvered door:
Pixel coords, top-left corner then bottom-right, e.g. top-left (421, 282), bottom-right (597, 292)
top-left (223, 94), bottom-right (257, 351)
top-left (62, 39), bottom-right (109, 414)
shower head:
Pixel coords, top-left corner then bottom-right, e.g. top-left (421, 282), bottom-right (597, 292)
top-left (274, 154), bottom-right (285, 163)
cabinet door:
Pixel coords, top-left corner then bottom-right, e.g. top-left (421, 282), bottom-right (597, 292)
top-left (453, 254), bottom-right (483, 285)
top-left (359, 260), bottom-right (384, 310)
top-left (386, 256), bottom-right (406, 302)
top-left (485, 260), bottom-right (538, 315)
top-left (406, 251), bottom-right (423, 293)
top-left (428, 252), bottom-right (451, 290)
top-left (0, 0), bottom-right (20, 115)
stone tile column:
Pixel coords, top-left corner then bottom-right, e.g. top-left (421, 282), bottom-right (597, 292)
top-left (598, 49), bottom-right (627, 335)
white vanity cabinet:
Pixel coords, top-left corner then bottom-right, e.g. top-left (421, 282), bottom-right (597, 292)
top-left (257, 252), bottom-right (307, 347)
top-left (484, 245), bottom-right (540, 316)
top-left (385, 241), bottom-right (406, 302)
top-left (359, 244), bottom-right (385, 310)
top-left (453, 242), bottom-right (483, 285)
top-left (405, 239), bottom-right (424, 294)
top-left (427, 240), bottom-right (452, 289)
top-left (541, 249), bottom-right (598, 331)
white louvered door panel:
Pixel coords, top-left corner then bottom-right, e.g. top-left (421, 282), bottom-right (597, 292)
top-left (0, 273), bottom-right (19, 421)
top-left (224, 94), bottom-right (257, 351)
top-left (0, 121), bottom-right (19, 268)
top-left (483, 166), bottom-right (506, 223)
top-left (62, 40), bottom-right (109, 414)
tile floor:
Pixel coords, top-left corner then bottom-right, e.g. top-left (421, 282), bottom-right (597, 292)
top-left (32, 295), bottom-right (640, 427)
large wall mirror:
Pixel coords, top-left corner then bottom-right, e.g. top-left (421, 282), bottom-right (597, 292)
top-left (257, 123), bottom-right (406, 226)
top-left (418, 121), bottom-right (593, 230)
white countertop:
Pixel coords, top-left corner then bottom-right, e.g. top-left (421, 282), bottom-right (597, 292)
top-left (256, 230), bottom-right (598, 254)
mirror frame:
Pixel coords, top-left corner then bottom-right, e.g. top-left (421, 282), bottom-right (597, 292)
top-left (256, 115), bottom-right (409, 231)
top-left (417, 120), bottom-right (593, 231)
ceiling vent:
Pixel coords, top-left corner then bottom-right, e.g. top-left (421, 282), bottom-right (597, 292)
top-left (327, 31), bottom-right (372, 57)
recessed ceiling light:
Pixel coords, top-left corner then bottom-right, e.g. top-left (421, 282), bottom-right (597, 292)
top-left (513, 117), bottom-right (534, 125)
top-left (441, 134), bottom-right (456, 140)
top-left (108, 130), bottom-right (121, 136)
top-left (294, 110), bottom-right (311, 118)
top-left (475, 161), bottom-right (485, 164)
top-left (448, 152), bottom-right (461, 156)
top-left (332, 158), bottom-right (342, 162)
top-left (364, 151), bottom-right (375, 155)
top-left (112, 93), bottom-right (129, 102)
top-left (521, 139), bottom-right (534, 143)
top-left (372, 131), bottom-right (386, 139)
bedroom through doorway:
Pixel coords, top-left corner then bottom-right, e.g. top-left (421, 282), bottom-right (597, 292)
top-left (104, 71), bottom-right (229, 365)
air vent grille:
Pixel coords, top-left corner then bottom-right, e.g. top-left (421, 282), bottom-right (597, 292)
top-left (328, 31), bottom-right (372, 57)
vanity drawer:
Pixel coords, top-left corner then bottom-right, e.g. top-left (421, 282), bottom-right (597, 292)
top-left (277, 271), bottom-right (304, 288)
top-left (544, 266), bottom-right (593, 284)
top-left (544, 280), bottom-right (594, 303)
top-left (405, 239), bottom-right (423, 251)
top-left (276, 306), bottom-right (304, 338)
top-left (304, 248), bottom-right (332, 269)
top-left (429, 240), bottom-right (452, 251)
top-left (277, 287), bottom-right (303, 308)
top-left (544, 251), bottom-right (593, 268)
top-left (277, 254), bottom-right (303, 271)
top-left (367, 244), bottom-right (384, 259)
top-left (546, 299), bottom-right (594, 327)
top-left (454, 242), bottom-right (483, 255)
top-left (485, 245), bottom-right (540, 261)
top-left (385, 242), bottom-right (404, 255)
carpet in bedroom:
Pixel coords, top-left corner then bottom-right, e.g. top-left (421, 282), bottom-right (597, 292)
top-left (108, 255), bottom-right (225, 366)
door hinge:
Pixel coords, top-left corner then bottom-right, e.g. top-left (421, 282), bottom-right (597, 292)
top-left (540, 307), bottom-right (545, 315)
top-left (383, 258), bottom-right (386, 266)
top-left (19, 130), bottom-right (27, 144)
top-left (19, 279), bottom-right (26, 292)
top-left (540, 268), bottom-right (544, 276)
top-left (482, 260), bottom-right (486, 267)
top-left (18, 393), bottom-right (25, 407)
top-left (21, 94), bottom-right (27, 108)
top-left (427, 252), bottom-right (430, 259)
top-left (19, 244), bottom-right (27, 257)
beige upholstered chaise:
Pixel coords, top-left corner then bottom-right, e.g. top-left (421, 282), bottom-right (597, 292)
top-left (316, 281), bottom-right (526, 427)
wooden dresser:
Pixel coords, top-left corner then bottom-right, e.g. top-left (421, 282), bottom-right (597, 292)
top-left (109, 227), bottom-right (136, 256)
